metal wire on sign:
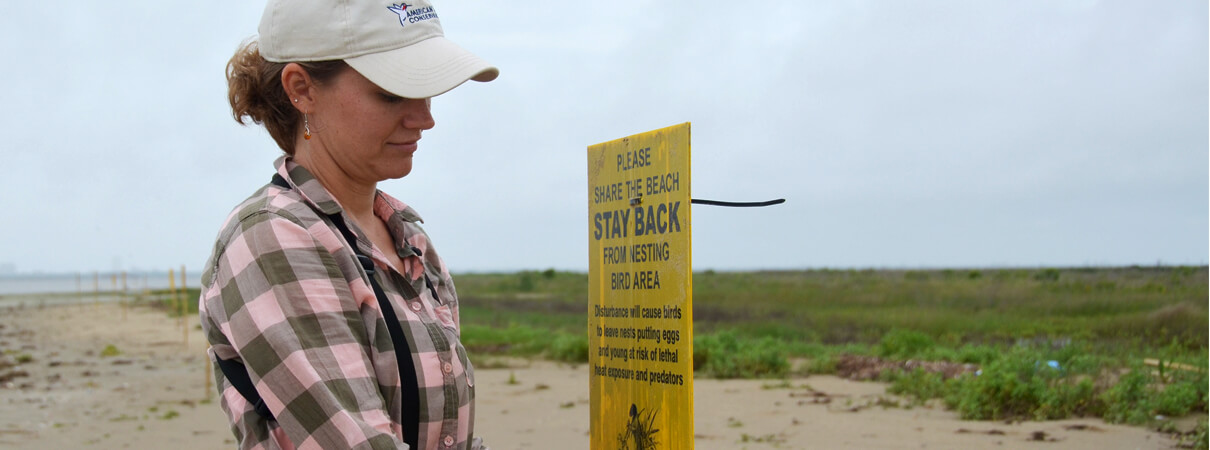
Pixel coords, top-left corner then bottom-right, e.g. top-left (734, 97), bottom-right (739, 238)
top-left (629, 195), bottom-right (786, 207)
top-left (690, 198), bottom-right (786, 207)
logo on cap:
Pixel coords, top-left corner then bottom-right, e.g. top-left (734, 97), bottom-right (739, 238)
top-left (387, 3), bottom-right (438, 28)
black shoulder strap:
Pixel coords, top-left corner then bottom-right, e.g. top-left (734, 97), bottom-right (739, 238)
top-left (327, 206), bottom-right (422, 450)
top-left (215, 174), bottom-right (420, 448)
top-left (214, 354), bottom-right (275, 420)
top-left (270, 173), bottom-right (290, 190)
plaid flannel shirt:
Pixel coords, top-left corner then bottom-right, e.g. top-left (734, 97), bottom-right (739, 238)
top-left (200, 156), bottom-right (483, 449)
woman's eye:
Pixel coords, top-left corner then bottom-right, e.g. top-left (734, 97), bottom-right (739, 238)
top-left (380, 93), bottom-right (404, 103)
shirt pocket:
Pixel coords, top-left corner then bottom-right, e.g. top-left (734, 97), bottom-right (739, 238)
top-left (455, 343), bottom-right (476, 394)
top-left (433, 304), bottom-right (457, 331)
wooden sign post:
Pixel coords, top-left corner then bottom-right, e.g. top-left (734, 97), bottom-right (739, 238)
top-left (588, 123), bottom-right (694, 449)
top-left (180, 265), bottom-right (189, 347)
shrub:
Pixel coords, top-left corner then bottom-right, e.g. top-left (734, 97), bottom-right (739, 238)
top-left (1101, 368), bottom-right (1153, 425)
top-left (949, 352), bottom-right (1039, 419)
top-left (548, 333), bottom-right (589, 363)
top-left (1101, 360), bottom-right (1209, 424)
top-left (805, 354), bottom-right (839, 375)
top-left (1036, 378), bottom-right (1102, 420)
top-left (1056, 353), bottom-right (1105, 376)
top-left (1154, 378), bottom-right (1207, 417)
top-left (954, 345), bottom-right (999, 365)
top-left (694, 331), bottom-right (789, 379)
top-left (946, 348), bottom-right (1091, 421)
top-left (887, 368), bottom-right (952, 405)
top-left (877, 329), bottom-right (936, 360)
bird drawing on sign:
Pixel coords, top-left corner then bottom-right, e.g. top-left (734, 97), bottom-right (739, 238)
top-left (617, 404), bottom-right (659, 450)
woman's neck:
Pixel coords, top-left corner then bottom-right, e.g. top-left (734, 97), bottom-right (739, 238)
top-left (293, 145), bottom-right (377, 221)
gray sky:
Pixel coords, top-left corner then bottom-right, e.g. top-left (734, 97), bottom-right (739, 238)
top-left (1, 1), bottom-right (1206, 274)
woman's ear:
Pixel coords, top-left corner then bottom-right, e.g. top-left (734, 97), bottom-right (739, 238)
top-left (281, 63), bottom-right (314, 113)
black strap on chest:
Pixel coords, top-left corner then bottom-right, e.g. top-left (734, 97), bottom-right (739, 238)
top-left (213, 173), bottom-right (420, 449)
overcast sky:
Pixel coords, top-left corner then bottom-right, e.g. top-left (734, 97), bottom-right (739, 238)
top-left (1, 1), bottom-right (1206, 274)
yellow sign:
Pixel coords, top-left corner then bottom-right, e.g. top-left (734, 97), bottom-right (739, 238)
top-left (587, 123), bottom-right (693, 449)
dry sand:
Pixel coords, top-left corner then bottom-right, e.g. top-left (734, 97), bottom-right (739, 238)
top-left (0, 301), bottom-right (1184, 449)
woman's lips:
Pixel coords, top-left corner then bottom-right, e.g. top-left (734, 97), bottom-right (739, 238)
top-left (388, 141), bottom-right (419, 153)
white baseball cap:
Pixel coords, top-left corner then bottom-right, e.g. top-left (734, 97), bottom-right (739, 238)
top-left (258, 0), bottom-right (498, 98)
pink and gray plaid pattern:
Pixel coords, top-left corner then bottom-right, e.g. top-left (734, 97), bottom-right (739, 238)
top-left (200, 156), bottom-right (483, 449)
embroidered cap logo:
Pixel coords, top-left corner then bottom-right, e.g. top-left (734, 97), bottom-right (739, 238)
top-left (387, 3), bottom-right (438, 28)
top-left (387, 3), bottom-right (410, 26)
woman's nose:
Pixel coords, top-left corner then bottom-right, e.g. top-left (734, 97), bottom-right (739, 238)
top-left (403, 97), bottom-right (435, 130)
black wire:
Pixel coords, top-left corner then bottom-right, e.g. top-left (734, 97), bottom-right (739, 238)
top-left (690, 198), bottom-right (786, 207)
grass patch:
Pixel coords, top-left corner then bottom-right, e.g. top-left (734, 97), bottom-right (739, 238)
top-left (887, 369), bottom-right (949, 406)
top-left (694, 331), bottom-right (789, 378)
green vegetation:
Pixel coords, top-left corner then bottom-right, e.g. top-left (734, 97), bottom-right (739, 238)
top-left (146, 266), bottom-right (1206, 435)
top-left (694, 331), bottom-right (789, 378)
top-left (139, 287), bottom-right (201, 317)
top-left (454, 267), bottom-right (1208, 435)
top-left (881, 347), bottom-right (1208, 428)
top-left (457, 271), bottom-right (589, 363)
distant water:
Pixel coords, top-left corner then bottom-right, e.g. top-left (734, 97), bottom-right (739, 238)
top-left (0, 272), bottom-right (203, 296)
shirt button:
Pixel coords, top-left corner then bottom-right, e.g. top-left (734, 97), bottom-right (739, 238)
top-left (442, 362), bottom-right (453, 374)
top-left (410, 302), bottom-right (422, 311)
top-left (443, 435), bottom-right (454, 447)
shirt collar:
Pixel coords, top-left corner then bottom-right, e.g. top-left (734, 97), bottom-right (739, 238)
top-left (274, 155), bottom-right (425, 224)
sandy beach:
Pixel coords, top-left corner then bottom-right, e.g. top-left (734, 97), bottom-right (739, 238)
top-left (0, 301), bottom-right (1185, 449)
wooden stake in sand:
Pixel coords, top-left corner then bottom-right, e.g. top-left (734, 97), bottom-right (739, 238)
top-left (169, 268), bottom-right (177, 318)
top-left (204, 351), bottom-right (213, 401)
top-left (93, 271), bottom-right (99, 308)
top-left (122, 271), bottom-right (128, 321)
top-left (181, 265), bottom-right (189, 348)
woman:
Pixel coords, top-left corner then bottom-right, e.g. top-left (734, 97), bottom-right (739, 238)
top-left (198, 1), bottom-right (496, 448)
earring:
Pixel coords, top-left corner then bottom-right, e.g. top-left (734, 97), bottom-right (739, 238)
top-left (293, 98), bottom-right (299, 103)
top-left (303, 114), bottom-right (312, 140)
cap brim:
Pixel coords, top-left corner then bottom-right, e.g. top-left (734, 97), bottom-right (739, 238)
top-left (344, 36), bottom-right (498, 99)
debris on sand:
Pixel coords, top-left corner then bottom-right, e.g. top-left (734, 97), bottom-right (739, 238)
top-left (789, 385), bottom-right (839, 405)
top-left (955, 428), bottom-right (1006, 435)
top-left (1063, 424), bottom-right (1104, 432)
top-left (834, 355), bottom-right (976, 381)
top-left (0, 369), bottom-right (29, 384)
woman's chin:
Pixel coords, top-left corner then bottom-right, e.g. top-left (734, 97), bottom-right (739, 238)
top-left (381, 160), bottom-right (413, 180)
